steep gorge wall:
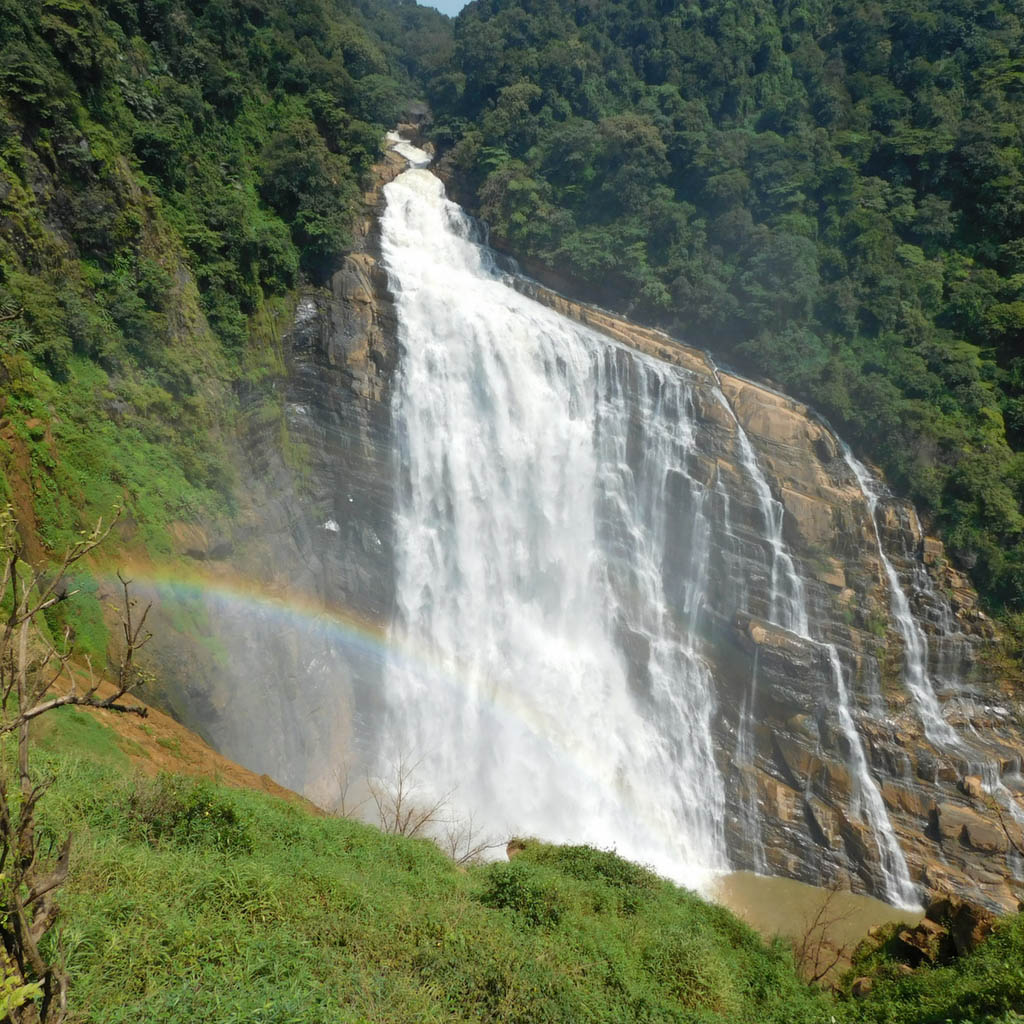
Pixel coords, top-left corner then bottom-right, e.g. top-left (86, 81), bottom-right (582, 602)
top-left (148, 141), bottom-right (1023, 910)
top-left (140, 145), bottom-right (407, 802)
top-left (517, 276), bottom-right (1024, 912)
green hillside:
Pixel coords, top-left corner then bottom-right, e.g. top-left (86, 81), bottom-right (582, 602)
top-left (425, 0), bottom-right (1024, 633)
top-left (0, 0), bottom-right (442, 606)
top-left (29, 705), bottom-right (1024, 1022)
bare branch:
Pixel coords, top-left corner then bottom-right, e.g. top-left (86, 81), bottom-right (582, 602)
top-left (363, 753), bottom-right (504, 867)
top-left (438, 811), bottom-right (505, 866)
top-left (980, 790), bottom-right (1024, 859)
top-left (330, 759), bottom-right (369, 819)
top-left (366, 753), bottom-right (451, 838)
top-left (792, 877), bottom-right (858, 985)
top-left (0, 691), bottom-right (149, 732)
top-left (0, 508), bottom-right (147, 1022)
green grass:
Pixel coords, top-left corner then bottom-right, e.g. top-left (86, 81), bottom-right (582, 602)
top-left (18, 710), bottom-right (1024, 1023)
top-left (28, 713), bottom-right (831, 1024)
top-left (842, 921), bottom-right (1024, 1024)
top-left (33, 704), bottom-right (139, 766)
top-left (155, 735), bottom-right (182, 758)
top-left (43, 567), bottom-right (110, 666)
top-left (3, 354), bottom-right (234, 561)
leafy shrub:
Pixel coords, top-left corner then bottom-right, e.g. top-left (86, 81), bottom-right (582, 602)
top-left (522, 842), bottom-right (659, 892)
top-left (846, 912), bottom-right (1024, 1024)
top-left (124, 773), bottom-right (251, 854)
top-left (479, 861), bottom-right (565, 927)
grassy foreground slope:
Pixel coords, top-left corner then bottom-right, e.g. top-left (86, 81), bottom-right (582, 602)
top-left (39, 706), bottom-right (830, 1024)
top-left (31, 704), bottom-right (1024, 1024)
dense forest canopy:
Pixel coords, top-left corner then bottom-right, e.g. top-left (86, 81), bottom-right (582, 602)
top-left (423, 0), bottom-right (1024, 631)
top-left (3, 0), bottom-right (1024, 641)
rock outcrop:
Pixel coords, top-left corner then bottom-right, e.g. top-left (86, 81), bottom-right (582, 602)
top-left (518, 276), bottom-right (1024, 912)
top-left (140, 144), bottom-right (408, 803)
top-left (148, 137), bottom-right (1024, 908)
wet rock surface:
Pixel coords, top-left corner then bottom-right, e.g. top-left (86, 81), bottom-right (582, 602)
top-left (523, 278), bottom-right (1024, 913)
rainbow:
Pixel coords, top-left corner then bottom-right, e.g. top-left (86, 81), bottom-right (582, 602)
top-left (87, 557), bottom-right (724, 893)
top-left (101, 558), bottom-right (395, 666)
top-left (89, 557), bottom-right (593, 771)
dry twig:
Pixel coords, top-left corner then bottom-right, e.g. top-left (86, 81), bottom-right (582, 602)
top-left (0, 508), bottom-right (151, 1022)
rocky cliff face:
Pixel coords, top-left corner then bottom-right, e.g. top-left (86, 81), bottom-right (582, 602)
top-left (149, 138), bottom-right (1023, 909)
top-left (141, 146), bottom-right (407, 803)
top-left (517, 277), bottom-right (1024, 912)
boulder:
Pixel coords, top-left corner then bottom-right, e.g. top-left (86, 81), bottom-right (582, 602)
top-left (926, 894), bottom-right (995, 956)
top-left (933, 802), bottom-right (1009, 853)
top-left (506, 838), bottom-right (528, 859)
top-left (896, 917), bottom-right (949, 965)
top-left (851, 977), bottom-right (874, 998)
top-left (960, 775), bottom-right (984, 800)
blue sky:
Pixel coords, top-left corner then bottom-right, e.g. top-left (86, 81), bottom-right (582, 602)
top-left (420, 0), bottom-right (468, 16)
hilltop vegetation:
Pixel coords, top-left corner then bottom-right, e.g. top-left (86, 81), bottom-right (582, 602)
top-left (425, 0), bottom-right (1024, 633)
top-left (0, 0), bottom-right (443, 650)
top-left (3, 0), bottom-right (1024, 644)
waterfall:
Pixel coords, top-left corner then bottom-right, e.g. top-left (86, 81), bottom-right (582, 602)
top-left (843, 447), bottom-right (1024, 838)
top-left (380, 166), bottom-right (726, 887)
top-left (715, 470), bottom-right (768, 870)
top-left (735, 649), bottom-right (768, 874)
top-left (719, 397), bottom-right (918, 907)
top-left (724, 394), bottom-right (808, 637)
top-left (374, 143), bottom-right (972, 907)
top-left (825, 646), bottom-right (919, 908)
top-left (842, 446), bottom-right (959, 747)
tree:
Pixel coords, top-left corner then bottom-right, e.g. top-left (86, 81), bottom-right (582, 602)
top-left (791, 878), bottom-right (858, 985)
top-left (0, 508), bottom-right (150, 1023)
top-left (259, 120), bottom-right (361, 281)
top-left (366, 752), bottom-right (450, 840)
top-left (363, 753), bottom-right (503, 865)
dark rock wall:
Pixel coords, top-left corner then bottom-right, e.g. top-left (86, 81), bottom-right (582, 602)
top-left (141, 151), bottom-right (405, 803)
top-left (145, 144), bottom-right (1023, 908)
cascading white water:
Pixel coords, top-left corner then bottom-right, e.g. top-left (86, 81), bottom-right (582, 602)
top-left (843, 446), bottom-right (959, 747)
top-left (720, 396), bottom-right (918, 907)
top-left (843, 447), bottom-right (1024, 835)
top-left (713, 471), bottom-right (768, 869)
top-left (385, 130), bottom-right (432, 168)
top-left (825, 646), bottom-right (919, 907)
top-left (380, 165), bottom-right (726, 886)
top-left (735, 650), bottom-right (768, 874)
top-left (375, 141), bottom-right (952, 907)
top-left (725, 398), bottom-right (809, 636)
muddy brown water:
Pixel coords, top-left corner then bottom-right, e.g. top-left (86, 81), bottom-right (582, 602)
top-left (713, 871), bottom-right (924, 981)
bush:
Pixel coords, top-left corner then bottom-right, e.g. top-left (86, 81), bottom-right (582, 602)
top-left (124, 773), bottom-right (252, 855)
top-left (479, 861), bottom-right (566, 928)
